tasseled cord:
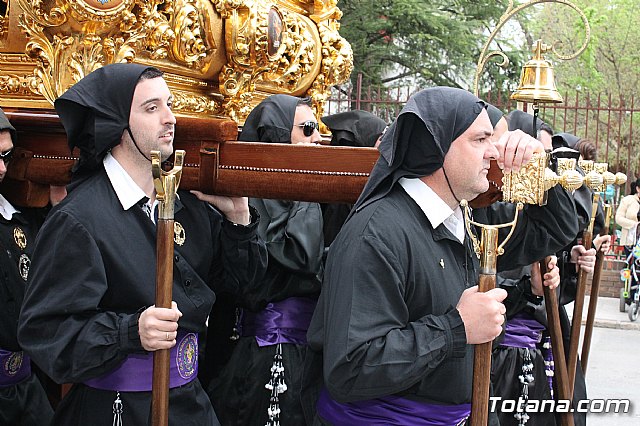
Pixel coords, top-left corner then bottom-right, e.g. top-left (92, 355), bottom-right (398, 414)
top-left (112, 391), bottom-right (123, 426)
top-left (514, 349), bottom-right (534, 425)
top-left (542, 335), bottom-right (555, 399)
top-left (265, 343), bottom-right (287, 426)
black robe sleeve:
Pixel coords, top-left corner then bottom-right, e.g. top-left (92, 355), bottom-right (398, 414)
top-left (238, 199), bottom-right (324, 309)
top-left (18, 211), bottom-right (144, 383)
top-left (316, 233), bottom-right (467, 403)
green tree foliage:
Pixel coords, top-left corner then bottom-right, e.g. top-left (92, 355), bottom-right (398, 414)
top-left (530, 0), bottom-right (639, 95)
top-left (337, 0), bottom-right (519, 91)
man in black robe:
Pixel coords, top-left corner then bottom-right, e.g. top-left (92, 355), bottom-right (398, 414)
top-left (0, 107), bottom-right (54, 425)
top-left (207, 95), bottom-right (325, 426)
top-left (17, 63), bottom-right (267, 426)
top-left (302, 87), bottom-right (579, 425)
top-left (320, 110), bottom-right (387, 249)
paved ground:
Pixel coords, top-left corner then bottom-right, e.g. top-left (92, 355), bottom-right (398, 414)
top-left (566, 295), bottom-right (640, 331)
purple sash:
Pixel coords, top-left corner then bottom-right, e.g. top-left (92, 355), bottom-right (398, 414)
top-left (84, 330), bottom-right (198, 392)
top-left (240, 296), bottom-right (316, 347)
top-left (0, 349), bottom-right (31, 387)
top-left (317, 388), bottom-right (470, 426)
top-left (501, 312), bottom-right (545, 349)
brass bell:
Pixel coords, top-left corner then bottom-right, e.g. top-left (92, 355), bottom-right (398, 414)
top-left (511, 39), bottom-right (563, 105)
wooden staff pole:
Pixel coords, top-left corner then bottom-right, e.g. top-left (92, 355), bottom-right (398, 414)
top-left (540, 257), bottom-right (574, 426)
top-left (567, 194), bottom-right (599, 396)
top-left (470, 226), bottom-right (498, 426)
top-left (580, 204), bottom-right (612, 372)
top-left (150, 151), bottom-right (184, 426)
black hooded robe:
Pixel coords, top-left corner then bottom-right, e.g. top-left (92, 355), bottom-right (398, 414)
top-left (17, 64), bottom-right (268, 426)
top-left (320, 110), bottom-right (386, 249)
top-left (0, 107), bottom-right (54, 426)
top-left (206, 95), bottom-right (325, 426)
top-left (302, 87), bottom-right (578, 425)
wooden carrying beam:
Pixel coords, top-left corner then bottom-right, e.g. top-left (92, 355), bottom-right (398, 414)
top-left (1, 110), bottom-right (379, 207)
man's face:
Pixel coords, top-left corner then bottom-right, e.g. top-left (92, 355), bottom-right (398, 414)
top-left (290, 105), bottom-right (321, 145)
top-left (442, 109), bottom-right (498, 200)
top-left (126, 77), bottom-right (176, 161)
top-left (0, 130), bottom-right (13, 183)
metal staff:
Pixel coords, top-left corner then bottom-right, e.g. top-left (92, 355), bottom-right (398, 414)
top-left (463, 205), bottom-right (521, 426)
top-left (150, 150), bottom-right (185, 426)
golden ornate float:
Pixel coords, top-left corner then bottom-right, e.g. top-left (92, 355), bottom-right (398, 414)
top-left (0, 0), bottom-right (353, 122)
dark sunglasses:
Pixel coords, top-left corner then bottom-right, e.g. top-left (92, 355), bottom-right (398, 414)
top-left (295, 121), bottom-right (319, 137)
top-left (0, 149), bottom-right (13, 164)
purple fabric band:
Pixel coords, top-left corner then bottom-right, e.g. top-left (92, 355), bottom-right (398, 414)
top-left (501, 312), bottom-right (545, 349)
top-left (0, 349), bottom-right (31, 387)
top-left (240, 296), bottom-right (317, 347)
top-left (317, 388), bottom-right (470, 426)
top-left (84, 330), bottom-right (198, 392)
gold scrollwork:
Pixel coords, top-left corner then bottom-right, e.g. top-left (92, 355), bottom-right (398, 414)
top-left (171, 89), bottom-right (223, 116)
top-left (503, 152), bottom-right (548, 205)
top-left (171, 0), bottom-right (215, 70)
top-left (307, 20), bottom-right (352, 118)
top-left (0, 72), bottom-right (40, 96)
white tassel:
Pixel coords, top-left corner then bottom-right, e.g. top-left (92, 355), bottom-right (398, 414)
top-left (112, 391), bottom-right (123, 426)
top-left (265, 344), bottom-right (286, 426)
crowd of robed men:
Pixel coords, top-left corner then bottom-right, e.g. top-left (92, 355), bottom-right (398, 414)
top-left (0, 63), bottom-right (609, 426)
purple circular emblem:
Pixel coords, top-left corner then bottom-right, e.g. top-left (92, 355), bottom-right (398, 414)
top-left (4, 352), bottom-right (23, 377)
top-left (176, 333), bottom-right (198, 379)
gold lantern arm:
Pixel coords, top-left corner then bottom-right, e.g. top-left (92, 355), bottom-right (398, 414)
top-left (473, 0), bottom-right (591, 96)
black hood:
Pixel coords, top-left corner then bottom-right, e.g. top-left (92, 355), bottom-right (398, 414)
top-left (552, 132), bottom-right (581, 150)
top-left (353, 87), bottom-right (487, 213)
top-left (0, 107), bottom-right (17, 145)
top-left (486, 104), bottom-right (504, 129)
top-left (239, 94), bottom-right (302, 144)
top-left (506, 109), bottom-right (544, 137)
top-left (54, 63), bottom-right (156, 174)
top-left (322, 110), bottom-right (387, 148)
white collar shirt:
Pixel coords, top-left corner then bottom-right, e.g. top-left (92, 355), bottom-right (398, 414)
top-left (399, 177), bottom-right (466, 243)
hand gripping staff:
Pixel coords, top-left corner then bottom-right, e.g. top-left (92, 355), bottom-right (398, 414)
top-left (150, 150), bottom-right (185, 426)
top-left (462, 152), bottom-right (583, 426)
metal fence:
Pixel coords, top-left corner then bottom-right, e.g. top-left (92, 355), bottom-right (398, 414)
top-left (325, 74), bottom-right (640, 193)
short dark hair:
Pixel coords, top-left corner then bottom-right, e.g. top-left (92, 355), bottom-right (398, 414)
top-left (540, 122), bottom-right (554, 136)
top-left (575, 139), bottom-right (597, 161)
top-left (139, 67), bottom-right (164, 81)
top-left (296, 97), bottom-right (313, 108)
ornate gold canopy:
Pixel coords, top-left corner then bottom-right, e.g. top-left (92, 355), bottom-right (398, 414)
top-left (0, 0), bottom-right (353, 124)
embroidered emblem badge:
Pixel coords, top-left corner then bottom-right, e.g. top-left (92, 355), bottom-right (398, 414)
top-left (4, 351), bottom-right (23, 376)
top-left (176, 333), bottom-right (198, 379)
top-left (13, 227), bottom-right (26, 250)
top-left (174, 222), bottom-right (185, 246)
top-left (19, 254), bottom-right (30, 281)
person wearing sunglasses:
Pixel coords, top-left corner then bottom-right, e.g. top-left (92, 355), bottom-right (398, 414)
top-left (0, 107), bottom-right (55, 425)
top-left (206, 95), bottom-right (324, 426)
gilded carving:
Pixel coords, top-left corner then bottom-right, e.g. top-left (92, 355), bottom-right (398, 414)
top-left (2, 0), bottom-right (353, 121)
top-left (171, 0), bottom-right (214, 69)
top-left (503, 152), bottom-right (547, 205)
top-left (307, 20), bottom-right (352, 119)
top-left (0, 72), bottom-right (39, 96)
top-left (171, 89), bottom-right (223, 116)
